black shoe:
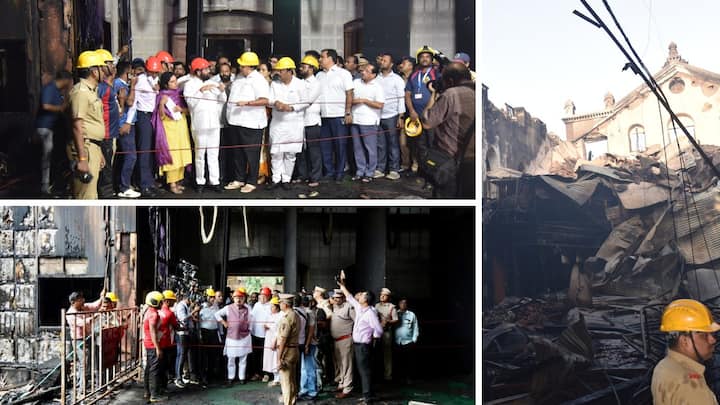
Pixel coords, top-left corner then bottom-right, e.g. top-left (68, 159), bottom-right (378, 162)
top-left (267, 182), bottom-right (280, 190)
top-left (195, 184), bottom-right (205, 193)
top-left (239, 379), bottom-right (246, 385)
top-left (281, 182), bottom-right (291, 190)
top-left (210, 184), bottom-right (223, 193)
top-left (223, 380), bottom-right (233, 387)
top-left (141, 188), bottom-right (157, 197)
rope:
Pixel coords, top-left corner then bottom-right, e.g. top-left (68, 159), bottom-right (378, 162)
top-left (199, 206), bottom-right (217, 244)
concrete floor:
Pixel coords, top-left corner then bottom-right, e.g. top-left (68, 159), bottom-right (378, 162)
top-left (2, 172), bottom-right (434, 200)
top-left (101, 377), bottom-right (475, 405)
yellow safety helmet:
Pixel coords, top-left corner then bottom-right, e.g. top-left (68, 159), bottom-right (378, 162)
top-left (237, 51), bottom-right (260, 67)
top-left (416, 45), bottom-right (437, 60)
top-left (270, 296), bottom-right (280, 305)
top-left (660, 299), bottom-right (720, 333)
top-left (274, 57), bottom-right (296, 70)
top-left (301, 55), bottom-right (319, 70)
top-left (76, 50), bottom-right (105, 69)
top-left (404, 117), bottom-right (423, 138)
top-left (95, 49), bottom-right (114, 63)
top-left (233, 287), bottom-right (247, 297)
top-left (206, 288), bottom-right (216, 297)
top-left (145, 291), bottom-right (164, 308)
top-left (162, 290), bottom-right (177, 301)
top-left (105, 292), bottom-right (119, 303)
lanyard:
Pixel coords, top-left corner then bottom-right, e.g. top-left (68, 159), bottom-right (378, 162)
top-left (417, 69), bottom-right (430, 92)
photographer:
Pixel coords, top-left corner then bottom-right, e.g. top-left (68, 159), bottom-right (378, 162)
top-left (421, 62), bottom-right (476, 198)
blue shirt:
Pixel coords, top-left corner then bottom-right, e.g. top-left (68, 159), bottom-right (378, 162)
top-left (36, 82), bottom-right (64, 129)
top-left (394, 310), bottom-right (419, 346)
top-left (405, 67), bottom-right (440, 115)
top-left (98, 80), bottom-right (120, 139)
top-left (113, 78), bottom-right (135, 125)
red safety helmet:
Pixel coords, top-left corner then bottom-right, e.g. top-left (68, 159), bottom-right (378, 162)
top-left (155, 50), bottom-right (175, 64)
top-left (145, 56), bottom-right (162, 73)
top-left (260, 287), bottom-right (272, 297)
top-left (190, 57), bottom-right (211, 73)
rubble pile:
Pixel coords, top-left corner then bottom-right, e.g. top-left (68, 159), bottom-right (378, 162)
top-left (484, 143), bottom-right (720, 403)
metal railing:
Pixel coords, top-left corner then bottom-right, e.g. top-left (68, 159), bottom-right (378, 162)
top-left (60, 306), bottom-right (142, 405)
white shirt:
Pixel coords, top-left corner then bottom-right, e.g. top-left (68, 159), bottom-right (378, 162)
top-left (302, 75), bottom-right (322, 127)
top-left (226, 70), bottom-right (270, 129)
top-left (183, 76), bottom-right (227, 131)
top-left (211, 73), bottom-right (235, 83)
top-left (177, 74), bottom-right (192, 91)
top-left (317, 64), bottom-right (354, 118)
top-left (269, 76), bottom-right (306, 153)
top-left (199, 303), bottom-right (219, 330)
top-left (250, 301), bottom-right (272, 338)
top-left (351, 77), bottom-right (385, 126)
top-left (377, 71), bottom-right (406, 119)
top-left (134, 73), bottom-right (158, 113)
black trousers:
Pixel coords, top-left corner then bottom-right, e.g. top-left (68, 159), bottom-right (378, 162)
top-left (98, 138), bottom-right (114, 198)
top-left (249, 335), bottom-right (266, 377)
top-left (219, 127), bottom-right (231, 184)
top-left (294, 125), bottom-right (323, 182)
top-left (353, 342), bottom-right (373, 399)
top-left (227, 125), bottom-right (262, 185)
top-left (200, 329), bottom-right (222, 381)
top-left (395, 342), bottom-right (415, 382)
top-left (144, 348), bottom-right (161, 397)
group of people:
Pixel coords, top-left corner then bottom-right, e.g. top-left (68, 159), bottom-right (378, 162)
top-left (140, 279), bottom-right (419, 404)
top-left (36, 45), bottom-right (475, 199)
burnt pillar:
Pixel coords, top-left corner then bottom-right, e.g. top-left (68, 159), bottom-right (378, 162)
top-left (356, 208), bottom-right (387, 295)
top-left (272, 0), bottom-right (301, 61)
top-left (186, 0), bottom-right (203, 59)
top-left (284, 208), bottom-right (298, 292)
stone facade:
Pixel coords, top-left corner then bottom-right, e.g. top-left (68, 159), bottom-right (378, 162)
top-left (563, 43), bottom-right (720, 158)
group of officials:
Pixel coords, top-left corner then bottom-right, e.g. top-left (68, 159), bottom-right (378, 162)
top-left (140, 279), bottom-right (419, 404)
top-left (36, 45), bottom-right (475, 199)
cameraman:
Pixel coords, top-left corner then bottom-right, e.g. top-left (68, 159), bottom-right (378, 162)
top-left (421, 62), bottom-right (475, 198)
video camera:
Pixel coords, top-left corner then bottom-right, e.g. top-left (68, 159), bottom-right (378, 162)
top-left (426, 48), bottom-right (452, 94)
top-left (167, 259), bottom-right (206, 304)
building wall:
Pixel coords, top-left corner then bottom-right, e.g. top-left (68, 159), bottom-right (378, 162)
top-left (300, 0), bottom-right (357, 55)
top-left (595, 73), bottom-right (720, 156)
top-left (409, 0), bottom-right (456, 58)
top-left (0, 206), bottom-right (135, 388)
top-left (129, 1), bottom-right (171, 59)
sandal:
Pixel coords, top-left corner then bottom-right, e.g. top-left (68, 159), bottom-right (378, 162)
top-left (169, 183), bottom-right (183, 195)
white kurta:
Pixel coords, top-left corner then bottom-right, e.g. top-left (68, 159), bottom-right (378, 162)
top-left (214, 304), bottom-right (253, 358)
top-left (262, 311), bottom-right (283, 373)
top-left (269, 76), bottom-right (306, 154)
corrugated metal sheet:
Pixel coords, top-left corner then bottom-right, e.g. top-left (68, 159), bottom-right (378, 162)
top-left (578, 165), bottom-right (634, 182)
top-left (616, 182), bottom-right (670, 210)
top-left (660, 189), bottom-right (720, 265)
top-left (539, 176), bottom-right (601, 206)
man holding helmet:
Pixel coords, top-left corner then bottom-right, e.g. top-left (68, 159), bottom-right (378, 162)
top-left (404, 45), bottom-right (440, 177)
top-left (68, 50), bottom-right (106, 199)
top-left (651, 299), bottom-right (719, 404)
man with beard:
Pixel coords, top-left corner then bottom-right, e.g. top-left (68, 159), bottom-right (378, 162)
top-left (215, 288), bottom-right (254, 385)
top-left (405, 46), bottom-right (441, 178)
top-left (293, 55), bottom-right (322, 194)
top-left (213, 63), bottom-right (233, 184)
top-left (68, 50), bottom-right (107, 199)
top-left (184, 57), bottom-right (226, 193)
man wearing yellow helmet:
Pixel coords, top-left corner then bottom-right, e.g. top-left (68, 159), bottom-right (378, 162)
top-left (651, 299), bottom-right (719, 404)
top-left (69, 50), bottom-right (107, 199)
top-left (199, 287), bottom-right (222, 384)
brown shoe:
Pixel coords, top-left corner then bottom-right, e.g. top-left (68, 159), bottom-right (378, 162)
top-left (335, 392), bottom-right (351, 399)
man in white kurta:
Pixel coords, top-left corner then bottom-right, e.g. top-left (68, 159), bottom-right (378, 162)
top-left (250, 288), bottom-right (272, 381)
top-left (268, 57), bottom-right (308, 188)
top-left (183, 58), bottom-right (227, 191)
top-left (263, 298), bottom-right (283, 386)
top-left (214, 288), bottom-right (253, 385)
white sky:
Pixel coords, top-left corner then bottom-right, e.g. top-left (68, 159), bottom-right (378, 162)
top-left (481, 0), bottom-right (720, 137)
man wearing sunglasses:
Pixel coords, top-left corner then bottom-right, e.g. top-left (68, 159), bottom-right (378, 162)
top-left (651, 299), bottom-right (719, 405)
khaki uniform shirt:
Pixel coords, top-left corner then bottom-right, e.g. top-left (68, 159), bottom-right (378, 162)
top-left (375, 302), bottom-right (398, 329)
top-left (329, 301), bottom-right (355, 339)
top-left (277, 310), bottom-right (300, 364)
top-left (651, 349), bottom-right (718, 405)
top-left (70, 78), bottom-right (105, 141)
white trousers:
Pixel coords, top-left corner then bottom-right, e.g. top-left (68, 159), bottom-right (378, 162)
top-left (227, 354), bottom-right (248, 381)
top-left (271, 152), bottom-right (297, 183)
top-left (193, 128), bottom-right (220, 185)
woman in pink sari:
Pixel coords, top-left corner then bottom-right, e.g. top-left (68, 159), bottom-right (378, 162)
top-left (152, 72), bottom-right (192, 194)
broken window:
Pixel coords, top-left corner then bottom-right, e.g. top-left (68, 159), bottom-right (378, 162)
top-left (37, 277), bottom-right (103, 327)
top-left (629, 125), bottom-right (646, 152)
top-left (666, 115), bottom-right (695, 145)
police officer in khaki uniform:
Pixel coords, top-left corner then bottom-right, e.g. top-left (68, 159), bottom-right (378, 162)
top-left (68, 50), bottom-right (106, 199)
top-left (651, 299), bottom-right (719, 405)
top-left (276, 293), bottom-right (300, 405)
top-left (375, 287), bottom-right (398, 381)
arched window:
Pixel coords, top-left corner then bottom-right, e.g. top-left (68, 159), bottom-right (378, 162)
top-left (666, 115), bottom-right (695, 145)
top-left (629, 125), bottom-right (646, 152)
